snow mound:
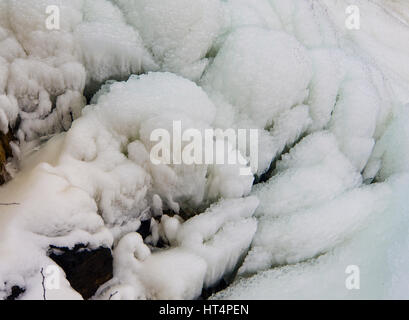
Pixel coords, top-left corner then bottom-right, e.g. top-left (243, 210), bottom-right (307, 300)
top-left (94, 197), bottom-right (258, 300)
top-left (0, 72), bottom-right (255, 299)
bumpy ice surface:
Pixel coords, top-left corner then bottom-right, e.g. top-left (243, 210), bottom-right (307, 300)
top-left (1, 0), bottom-right (409, 300)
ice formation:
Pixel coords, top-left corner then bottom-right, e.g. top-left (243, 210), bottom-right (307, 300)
top-left (95, 197), bottom-right (258, 300)
top-left (0, 0), bottom-right (409, 300)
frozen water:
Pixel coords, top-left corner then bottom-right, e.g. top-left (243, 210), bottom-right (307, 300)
top-left (1, 0), bottom-right (409, 300)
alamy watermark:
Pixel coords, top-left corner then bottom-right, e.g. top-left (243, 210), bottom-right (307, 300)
top-left (45, 5), bottom-right (60, 30)
top-left (345, 5), bottom-right (360, 30)
top-left (150, 121), bottom-right (259, 176)
top-left (345, 265), bottom-right (360, 290)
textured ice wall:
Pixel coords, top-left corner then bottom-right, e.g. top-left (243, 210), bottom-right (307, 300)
top-left (211, 0), bottom-right (409, 300)
top-left (0, 0), bottom-right (223, 144)
top-left (1, 0), bottom-right (409, 300)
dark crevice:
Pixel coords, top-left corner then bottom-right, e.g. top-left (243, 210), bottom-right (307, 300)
top-left (84, 74), bottom-right (140, 105)
top-left (48, 244), bottom-right (113, 300)
top-left (254, 133), bottom-right (308, 185)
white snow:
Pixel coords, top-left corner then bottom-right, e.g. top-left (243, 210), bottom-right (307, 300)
top-left (1, 0), bottom-right (409, 300)
top-left (94, 197), bottom-right (258, 300)
top-left (201, 27), bottom-right (313, 130)
top-left (211, 0), bottom-right (409, 300)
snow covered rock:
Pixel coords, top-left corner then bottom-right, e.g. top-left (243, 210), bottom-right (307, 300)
top-left (201, 27), bottom-right (312, 130)
top-left (94, 197), bottom-right (258, 300)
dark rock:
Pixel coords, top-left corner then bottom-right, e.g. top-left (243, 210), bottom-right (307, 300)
top-left (254, 133), bottom-right (307, 185)
top-left (0, 130), bottom-right (14, 185)
top-left (137, 218), bottom-right (151, 240)
top-left (48, 244), bottom-right (113, 300)
top-left (5, 286), bottom-right (25, 300)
